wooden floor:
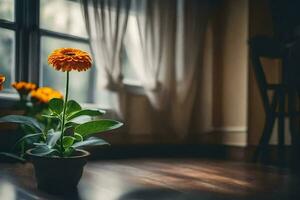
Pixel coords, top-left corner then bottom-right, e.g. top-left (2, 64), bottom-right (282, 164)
top-left (0, 159), bottom-right (299, 200)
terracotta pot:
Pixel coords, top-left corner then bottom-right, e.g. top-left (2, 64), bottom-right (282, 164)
top-left (26, 149), bottom-right (89, 194)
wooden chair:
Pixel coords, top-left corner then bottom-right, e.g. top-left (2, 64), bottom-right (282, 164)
top-left (249, 35), bottom-right (300, 164)
top-left (285, 38), bottom-right (300, 164)
top-left (249, 36), bottom-right (286, 162)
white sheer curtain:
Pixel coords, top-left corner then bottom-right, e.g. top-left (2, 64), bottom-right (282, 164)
top-left (124, 0), bottom-right (176, 110)
top-left (82, 0), bottom-right (215, 138)
top-left (171, 0), bottom-right (213, 136)
top-left (82, 0), bottom-right (130, 89)
top-left (124, 0), bottom-right (214, 136)
top-left (81, 0), bottom-right (130, 116)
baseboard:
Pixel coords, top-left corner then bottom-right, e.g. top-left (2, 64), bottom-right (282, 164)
top-left (195, 127), bottom-right (247, 147)
top-left (213, 126), bottom-right (247, 147)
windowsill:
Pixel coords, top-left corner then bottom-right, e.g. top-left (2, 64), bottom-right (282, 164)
top-left (123, 79), bottom-right (145, 95)
top-left (0, 92), bottom-right (19, 108)
top-left (123, 79), bottom-right (142, 86)
top-left (0, 81), bottom-right (146, 111)
top-left (0, 92), bottom-right (114, 112)
top-left (0, 92), bottom-right (19, 100)
top-left (80, 102), bottom-right (112, 111)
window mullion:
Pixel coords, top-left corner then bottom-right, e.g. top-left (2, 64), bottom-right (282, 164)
top-left (0, 20), bottom-right (16, 30)
top-left (15, 0), bottom-right (40, 84)
top-left (40, 29), bottom-right (89, 43)
top-left (27, 0), bottom-right (40, 85)
top-left (14, 0), bottom-right (24, 82)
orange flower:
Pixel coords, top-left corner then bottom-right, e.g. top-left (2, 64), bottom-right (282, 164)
top-left (12, 81), bottom-right (37, 95)
top-left (30, 87), bottom-right (63, 104)
top-left (0, 74), bottom-right (5, 91)
top-left (48, 48), bottom-right (92, 72)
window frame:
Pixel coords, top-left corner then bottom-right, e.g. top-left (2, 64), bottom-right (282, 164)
top-left (36, 0), bottom-right (91, 86)
top-left (0, 0), bottom-right (93, 101)
top-left (0, 0), bottom-right (143, 106)
top-left (0, 0), bottom-right (18, 90)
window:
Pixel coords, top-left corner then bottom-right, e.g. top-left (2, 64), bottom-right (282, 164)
top-left (0, 0), bottom-right (140, 105)
top-left (0, 0), bottom-right (15, 91)
top-left (0, 28), bottom-right (15, 91)
top-left (0, 0), bottom-right (94, 103)
top-left (121, 47), bottom-right (140, 86)
top-left (122, 13), bottom-right (141, 86)
top-left (39, 0), bottom-right (93, 103)
top-left (39, 0), bottom-right (87, 37)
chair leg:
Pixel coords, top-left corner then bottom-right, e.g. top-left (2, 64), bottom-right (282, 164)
top-left (278, 91), bottom-right (285, 165)
top-left (253, 112), bottom-right (276, 162)
top-left (288, 90), bottom-right (300, 167)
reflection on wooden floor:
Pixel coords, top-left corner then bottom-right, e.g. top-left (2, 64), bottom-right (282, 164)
top-left (0, 159), bottom-right (299, 200)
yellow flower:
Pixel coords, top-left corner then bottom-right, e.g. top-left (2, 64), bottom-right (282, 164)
top-left (11, 81), bottom-right (37, 95)
top-left (30, 87), bottom-right (63, 104)
top-left (0, 74), bottom-right (5, 91)
top-left (48, 48), bottom-right (92, 72)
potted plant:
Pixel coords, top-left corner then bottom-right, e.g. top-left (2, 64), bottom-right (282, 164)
top-left (2, 82), bottom-right (63, 158)
top-left (0, 48), bottom-right (123, 194)
top-left (0, 74), bottom-right (5, 91)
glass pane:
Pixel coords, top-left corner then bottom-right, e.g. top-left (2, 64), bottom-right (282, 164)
top-left (121, 49), bottom-right (140, 84)
top-left (40, 0), bottom-right (88, 38)
top-left (0, 0), bottom-right (14, 21)
top-left (0, 28), bottom-right (15, 91)
top-left (41, 36), bottom-right (93, 103)
top-left (122, 15), bottom-right (142, 85)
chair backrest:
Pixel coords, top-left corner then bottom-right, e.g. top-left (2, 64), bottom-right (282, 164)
top-left (248, 36), bottom-right (285, 112)
top-left (269, 0), bottom-right (300, 42)
top-left (286, 39), bottom-right (300, 89)
top-left (249, 36), bottom-right (284, 58)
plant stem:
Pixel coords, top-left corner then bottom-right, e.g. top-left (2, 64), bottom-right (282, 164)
top-left (60, 71), bottom-right (69, 156)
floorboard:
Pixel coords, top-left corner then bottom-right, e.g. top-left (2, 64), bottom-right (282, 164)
top-left (0, 159), bottom-right (299, 200)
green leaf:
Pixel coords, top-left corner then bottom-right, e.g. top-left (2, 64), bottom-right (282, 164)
top-left (63, 123), bottom-right (77, 135)
top-left (67, 109), bottom-right (106, 121)
top-left (69, 116), bottom-right (92, 125)
top-left (65, 121), bottom-right (79, 128)
top-left (0, 115), bottom-right (43, 131)
top-left (63, 136), bottom-right (75, 149)
top-left (41, 114), bottom-right (60, 120)
top-left (49, 98), bottom-right (64, 115)
top-left (74, 133), bottom-right (83, 142)
top-left (13, 132), bottom-right (43, 150)
top-left (30, 145), bottom-right (55, 156)
top-left (74, 120), bottom-right (123, 138)
top-left (66, 100), bottom-right (81, 116)
top-left (21, 124), bottom-right (37, 135)
top-left (0, 152), bottom-right (26, 163)
top-left (72, 137), bottom-right (109, 148)
top-left (46, 130), bottom-right (61, 147)
top-left (63, 147), bottom-right (75, 157)
top-left (33, 142), bottom-right (46, 146)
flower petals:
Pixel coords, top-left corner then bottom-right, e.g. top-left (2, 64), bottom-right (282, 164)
top-left (48, 48), bottom-right (92, 72)
top-left (0, 74), bottom-right (5, 91)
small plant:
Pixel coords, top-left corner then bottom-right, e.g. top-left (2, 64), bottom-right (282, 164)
top-left (0, 81), bottom-right (64, 159)
top-left (12, 81), bottom-right (37, 103)
top-left (0, 74), bottom-right (6, 91)
top-left (0, 48), bottom-right (123, 159)
top-left (11, 81), bottom-right (63, 114)
top-left (1, 98), bottom-right (122, 157)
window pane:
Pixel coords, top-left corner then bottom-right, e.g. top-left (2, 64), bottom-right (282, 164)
top-left (41, 36), bottom-right (93, 103)
top-left (0, 28), bottom-right (15, 91)
top-left (0, 0), bottom-right (14, 21)
top-left (121, 49), bottom-right (140, 85)
top-left (122, 15), bottom-right (142, 85)
top-left (40, 0), bottom-right (88, 38)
